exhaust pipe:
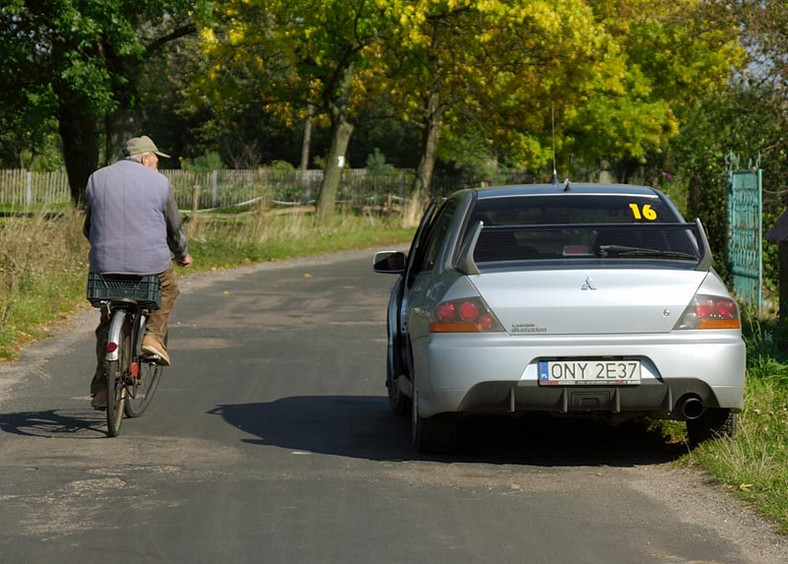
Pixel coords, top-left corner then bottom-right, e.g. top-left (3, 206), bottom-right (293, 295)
top-left (676, 396), bottom-right (704, 420)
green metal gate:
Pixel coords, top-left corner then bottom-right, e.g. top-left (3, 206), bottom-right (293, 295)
top-left (726, 153), bottom-right (762, 310)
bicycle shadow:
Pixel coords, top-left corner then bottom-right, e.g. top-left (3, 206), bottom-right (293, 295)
top-left (0, 408), bottom-right (107, 438)
top-left (210, 395), bottom-right (689, 467)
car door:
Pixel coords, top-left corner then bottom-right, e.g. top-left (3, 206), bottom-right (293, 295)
top-left (405, 198), bottom-right (461, 346)
top-left (389, 200), bottom-right (437, 379)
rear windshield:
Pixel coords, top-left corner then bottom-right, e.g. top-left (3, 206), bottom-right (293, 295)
top-left (468, 194), bottom-right (698, 263)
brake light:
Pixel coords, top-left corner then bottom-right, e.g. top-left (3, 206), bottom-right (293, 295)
top-left (675, 295), bottom-right (741, 330)
top-left (430, 297), bottom-right (503, 333)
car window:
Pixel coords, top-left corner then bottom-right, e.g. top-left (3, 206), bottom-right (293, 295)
top-left (470, 194), bottom-right (678, 226)
top-left (412, 199), bottom-right (458, 273)
top-left (468, 194), bottom-right (697, 263)
top-left (404, 200), bottom-right (437, 285)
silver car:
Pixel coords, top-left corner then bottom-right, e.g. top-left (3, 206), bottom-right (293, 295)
top-left (374, 183), bottom-right (745, 453)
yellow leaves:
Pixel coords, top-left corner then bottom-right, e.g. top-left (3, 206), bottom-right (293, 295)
top-left (199, 27), bottom-right (217, 45)
top-left (227, 26), bottom-right (246, 46)
top-left (191, 0), bottom-right (741, 174)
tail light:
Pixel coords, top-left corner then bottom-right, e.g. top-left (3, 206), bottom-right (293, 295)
top-left (675, 294), bottom-right (741, 330)
top-left (430, 297), bottom-right (503, 333)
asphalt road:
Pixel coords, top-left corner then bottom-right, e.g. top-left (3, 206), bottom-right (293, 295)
top-left (0, 250), bottom-right (785, 563)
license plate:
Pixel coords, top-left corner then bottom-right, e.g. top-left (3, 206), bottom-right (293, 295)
top-left (538, 360), bottom-right (641, 386)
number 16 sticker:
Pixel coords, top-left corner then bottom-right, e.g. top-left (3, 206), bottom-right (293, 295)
top-left (629, 203), bottom-right (657, 220)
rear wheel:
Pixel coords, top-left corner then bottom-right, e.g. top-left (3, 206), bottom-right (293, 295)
top-left (106, 317), bottom-right (131, 437)
top-left (124, 361), bottom-right (163, 418)
top-left (411, 388), bottom-right (458, 453)
top-left (125, 332), bottom-right (166, 418)
top-left (386, 343), bottom-right (411, 416)
top-left (686, 408), bottom-right (737, 447)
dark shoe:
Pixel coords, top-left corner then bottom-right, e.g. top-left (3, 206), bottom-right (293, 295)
top-left (142, 335), bottom-right (170, 366)
top-left (91, 388), bottom-right (108, 410)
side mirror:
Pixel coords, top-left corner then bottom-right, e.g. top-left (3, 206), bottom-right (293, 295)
top-left (373, 251), bottom-right (406, 274)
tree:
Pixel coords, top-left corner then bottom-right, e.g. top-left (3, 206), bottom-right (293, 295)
top-left (198, 0), bottom-right (394, 223)
top-left (665, 1), bottom-right (788, 289)
top-left (372, 0), bottom-right (738, 202)
top-left (0, 1), bottom-right (212, 205)
top-left (585, 0), bottom-right (743, 181)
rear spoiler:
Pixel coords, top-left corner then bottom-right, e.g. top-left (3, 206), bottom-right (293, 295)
top-left (454, 220), bottom-right (484, 275)
top-left (693, 217), bottom-right (713, 271)
top-left (453, 218), bottom-right (713, 275)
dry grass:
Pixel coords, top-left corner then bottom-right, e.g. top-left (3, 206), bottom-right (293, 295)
top-left (0, 210), bottom-right (89, 358)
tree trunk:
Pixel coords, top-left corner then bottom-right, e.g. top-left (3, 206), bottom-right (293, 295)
top-left (316, 68), bottom-right (355, 224)
top-left (57, 94), bottom-right (100, 207)
top-left (406, 87), bottom-right (442, 226)
top-left (105, 110), bottom-right (141, 165)
top-left (300, 105), bottom-right (314, 175)
top-left (316, 110), bottom-right (353, 223)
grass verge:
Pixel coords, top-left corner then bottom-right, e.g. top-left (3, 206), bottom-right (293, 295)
top-left (675, 316), bottom-right (788, 533)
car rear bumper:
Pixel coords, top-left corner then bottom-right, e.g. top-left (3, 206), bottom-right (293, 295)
top-left (411, 332), bottom-right (746, 419)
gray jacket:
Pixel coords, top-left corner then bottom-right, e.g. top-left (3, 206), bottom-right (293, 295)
top-left (83, 159), bottom-right (188, 274)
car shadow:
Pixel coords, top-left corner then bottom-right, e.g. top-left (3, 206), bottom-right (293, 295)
top-left (211, 395), bottom-right (689, 467)
top-left (0, 408), bottom-right (107, 438)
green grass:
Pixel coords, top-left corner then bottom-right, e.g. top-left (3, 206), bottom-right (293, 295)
top-left (674, 315), bottom-right (788, 533)
top-left (684, 376), bottom-right (788, 531)
top-left (186, 212), bottom-right (413, 268)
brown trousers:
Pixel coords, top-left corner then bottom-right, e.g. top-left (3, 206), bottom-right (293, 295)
top-left (91, 264), bottom-right (180, 394)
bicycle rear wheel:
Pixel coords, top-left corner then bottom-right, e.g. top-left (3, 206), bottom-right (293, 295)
top-left (124, 360), bottom-right (163, 417)
top-left (106, 316), bottom-right (131, 437)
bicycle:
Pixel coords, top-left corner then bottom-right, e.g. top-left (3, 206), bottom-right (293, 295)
top-left (87, 272), bottom-right (166, 437)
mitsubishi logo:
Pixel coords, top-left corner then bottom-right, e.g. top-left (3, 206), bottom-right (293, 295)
top-left (581, 276), bottom-right (597, 290)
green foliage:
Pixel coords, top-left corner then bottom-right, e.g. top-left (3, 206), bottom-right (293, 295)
top-left (17, 130), bottom-right (65, 172)
top-left (182, 151), bottom-right (224, 173)
top-left (0, 0), bottom-right (213, 204)
top-left (269, 160), bottom-right (296, 172)
top-left (366, 149), bottom-right (395, 176)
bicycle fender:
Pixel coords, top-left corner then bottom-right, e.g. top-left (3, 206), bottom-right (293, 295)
top-left (106, 310), bottom-right (129, 362)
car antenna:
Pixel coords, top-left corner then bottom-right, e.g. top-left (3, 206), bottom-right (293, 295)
top-left (550, 105), bottom-right (560, 185)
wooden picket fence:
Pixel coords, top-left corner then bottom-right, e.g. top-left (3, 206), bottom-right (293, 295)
top-left (0, 166), bottom-right (517, 213)
top-left (0, 169), bottom-right (71, 208)
top-left (0, 168), bottom-right (418, 212)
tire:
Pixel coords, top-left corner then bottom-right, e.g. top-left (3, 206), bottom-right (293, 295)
top-left (124, 361), bottom-right (163, 418)
top-left (411, 388), bottom-right (458, 454)
top-left (106, 316), bottom-right (131, 437)
top-left (386, 343), bottom-right (411, 416)
top-left (125, 330), bottom-right (166, 418)
top-left (686, 408), bottom-right (737, 447)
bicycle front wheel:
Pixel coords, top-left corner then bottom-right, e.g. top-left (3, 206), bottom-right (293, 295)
top-left (106, 316), bottom-right (131, 437)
